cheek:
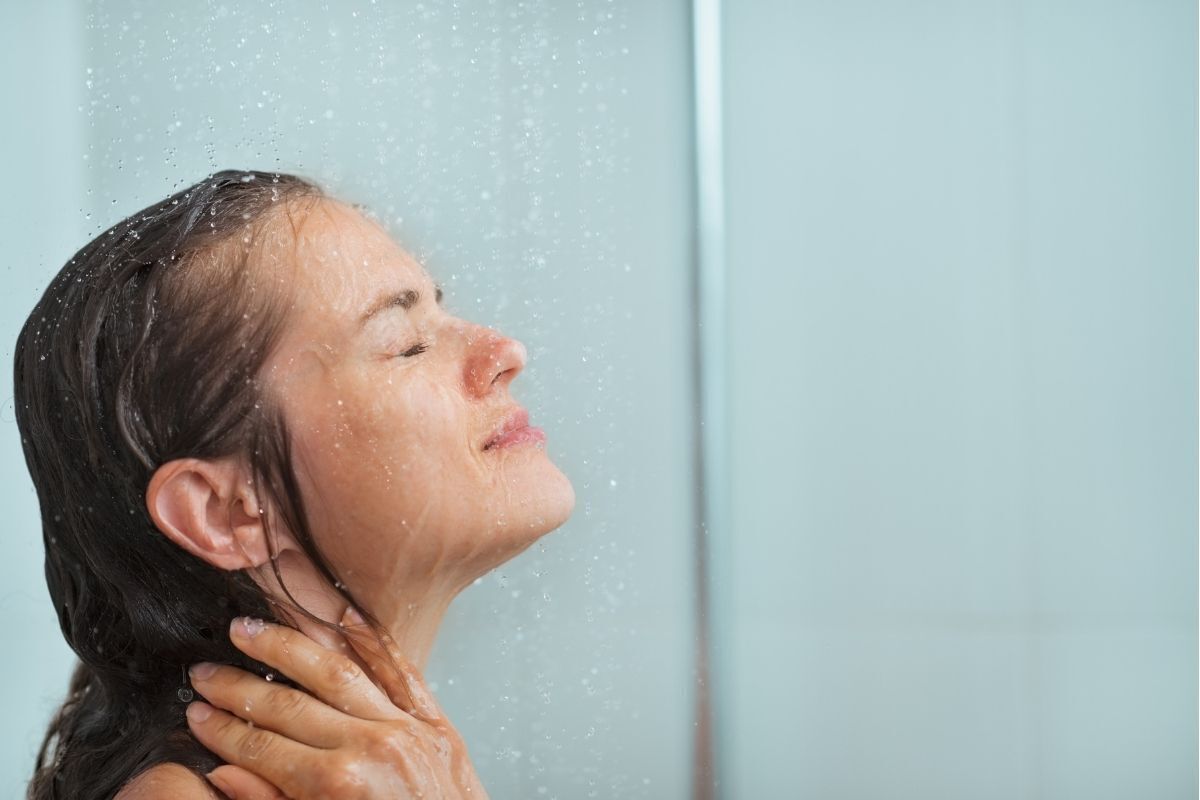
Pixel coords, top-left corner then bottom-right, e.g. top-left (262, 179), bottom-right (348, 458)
top-left (317, 373), bottom-right (479, 498)
top-left (288, 369), bottom-right (501, 573)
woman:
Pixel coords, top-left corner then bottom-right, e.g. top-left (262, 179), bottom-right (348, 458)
top-left (14, 169), bottom-right (575, 799)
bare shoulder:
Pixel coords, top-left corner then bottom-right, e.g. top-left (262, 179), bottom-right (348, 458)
top-left (114, 762), bottom-right (222, 800)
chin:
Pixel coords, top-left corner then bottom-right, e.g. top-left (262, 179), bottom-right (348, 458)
top-left (498, 455), bottom-right (576, 543)
top-left (541, 465), bottom-right (576, 531)
top-left (528, 457), bottom-right (576, 534)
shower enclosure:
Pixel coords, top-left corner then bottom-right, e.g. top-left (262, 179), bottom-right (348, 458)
top-left (1, 1), bottom-right (1195, 797)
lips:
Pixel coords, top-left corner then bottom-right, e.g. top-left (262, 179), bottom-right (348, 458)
top-left (482, 407), bottom-right (544, 451)
top-left (483, 407), bottom-right (528, 450)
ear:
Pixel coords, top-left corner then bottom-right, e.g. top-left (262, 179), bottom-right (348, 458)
top-left (145, 457), bottom-right (270, 571)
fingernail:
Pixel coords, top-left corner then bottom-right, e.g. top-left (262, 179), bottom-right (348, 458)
top-left (343, 606), bottom-right (364, 625)
top-left (189, 662), bottom-right (218, 680)
top-left (206, 770), bottom-right (237, 799)
top-left (232, 617), bottom-right (265, 638)
top-left (186, 701), bottom-right (213, 723)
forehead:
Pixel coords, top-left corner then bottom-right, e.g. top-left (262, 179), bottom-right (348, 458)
top-left (284, 199), bottom-right (428, 315)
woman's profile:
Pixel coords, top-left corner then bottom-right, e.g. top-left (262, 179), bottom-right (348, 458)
top-left (14, 169), bottom-right (576, 799)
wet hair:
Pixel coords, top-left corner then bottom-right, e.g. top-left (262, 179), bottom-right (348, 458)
top-left (15, 169), bottom-right (383, 799)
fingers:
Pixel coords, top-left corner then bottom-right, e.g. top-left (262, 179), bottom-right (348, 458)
top-left (339, 606), bottom-right (445, 722)
top-left (186, 701), bottom-right (313, 799)
top-left (227, 617), bottom-right (403, 722)
top-left (337, 607), bottom-right (418, 717)
top-left (206, 765), bottom-right (289, 800)
top-left (374, 625), bottom-right (446, 721)
top-left (188, 662), bottom-right (349, 749)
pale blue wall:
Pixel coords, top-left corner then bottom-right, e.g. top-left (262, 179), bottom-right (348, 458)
top-left (720, 0), bottom-right (1197, 797)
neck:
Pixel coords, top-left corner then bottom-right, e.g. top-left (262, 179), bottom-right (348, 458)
top-left (253, 549), bottom-right (464, 674)
top-left (363, 580), bottom-right (460, 673)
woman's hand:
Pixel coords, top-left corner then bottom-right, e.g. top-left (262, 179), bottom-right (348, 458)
top-left (185, 611), bottom-right (488, 800)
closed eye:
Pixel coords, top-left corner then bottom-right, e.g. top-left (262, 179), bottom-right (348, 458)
top-left (393, 342), bottom-right (429, 358)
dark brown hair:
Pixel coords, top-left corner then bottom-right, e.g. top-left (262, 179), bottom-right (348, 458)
top-left (14, 169), bottom-right (378, 799)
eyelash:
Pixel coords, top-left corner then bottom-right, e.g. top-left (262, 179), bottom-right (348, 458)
top-left (392, 341), bottom-right (429, 359)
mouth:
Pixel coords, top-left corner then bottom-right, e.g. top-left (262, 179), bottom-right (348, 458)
top-left (482, 407), bottom-right (547, 451)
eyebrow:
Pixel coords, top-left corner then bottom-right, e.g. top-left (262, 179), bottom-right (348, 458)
top-left (358, 283), bottom-right (444, 327)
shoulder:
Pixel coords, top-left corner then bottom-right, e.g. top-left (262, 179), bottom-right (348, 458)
top-left (114, 762), bottom-right (223, 800)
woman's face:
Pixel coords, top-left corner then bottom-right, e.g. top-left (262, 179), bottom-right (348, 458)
top-left (257, 198), bottom-right (575, 611)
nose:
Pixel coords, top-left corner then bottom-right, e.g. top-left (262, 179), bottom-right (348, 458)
top-left (463, 325), bottom-right (526, 397)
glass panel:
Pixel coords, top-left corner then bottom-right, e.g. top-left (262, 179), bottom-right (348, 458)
top-left (1, 2), bottom-right (698, 797)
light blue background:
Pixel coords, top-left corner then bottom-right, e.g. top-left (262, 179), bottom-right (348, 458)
top-left (1, 1), bottom-right (1195, 798)
top-left (719, 1), bottom-right (1197, 796)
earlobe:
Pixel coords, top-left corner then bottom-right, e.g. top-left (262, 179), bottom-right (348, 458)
top-left (145, 458), bottom-right (269, 571)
